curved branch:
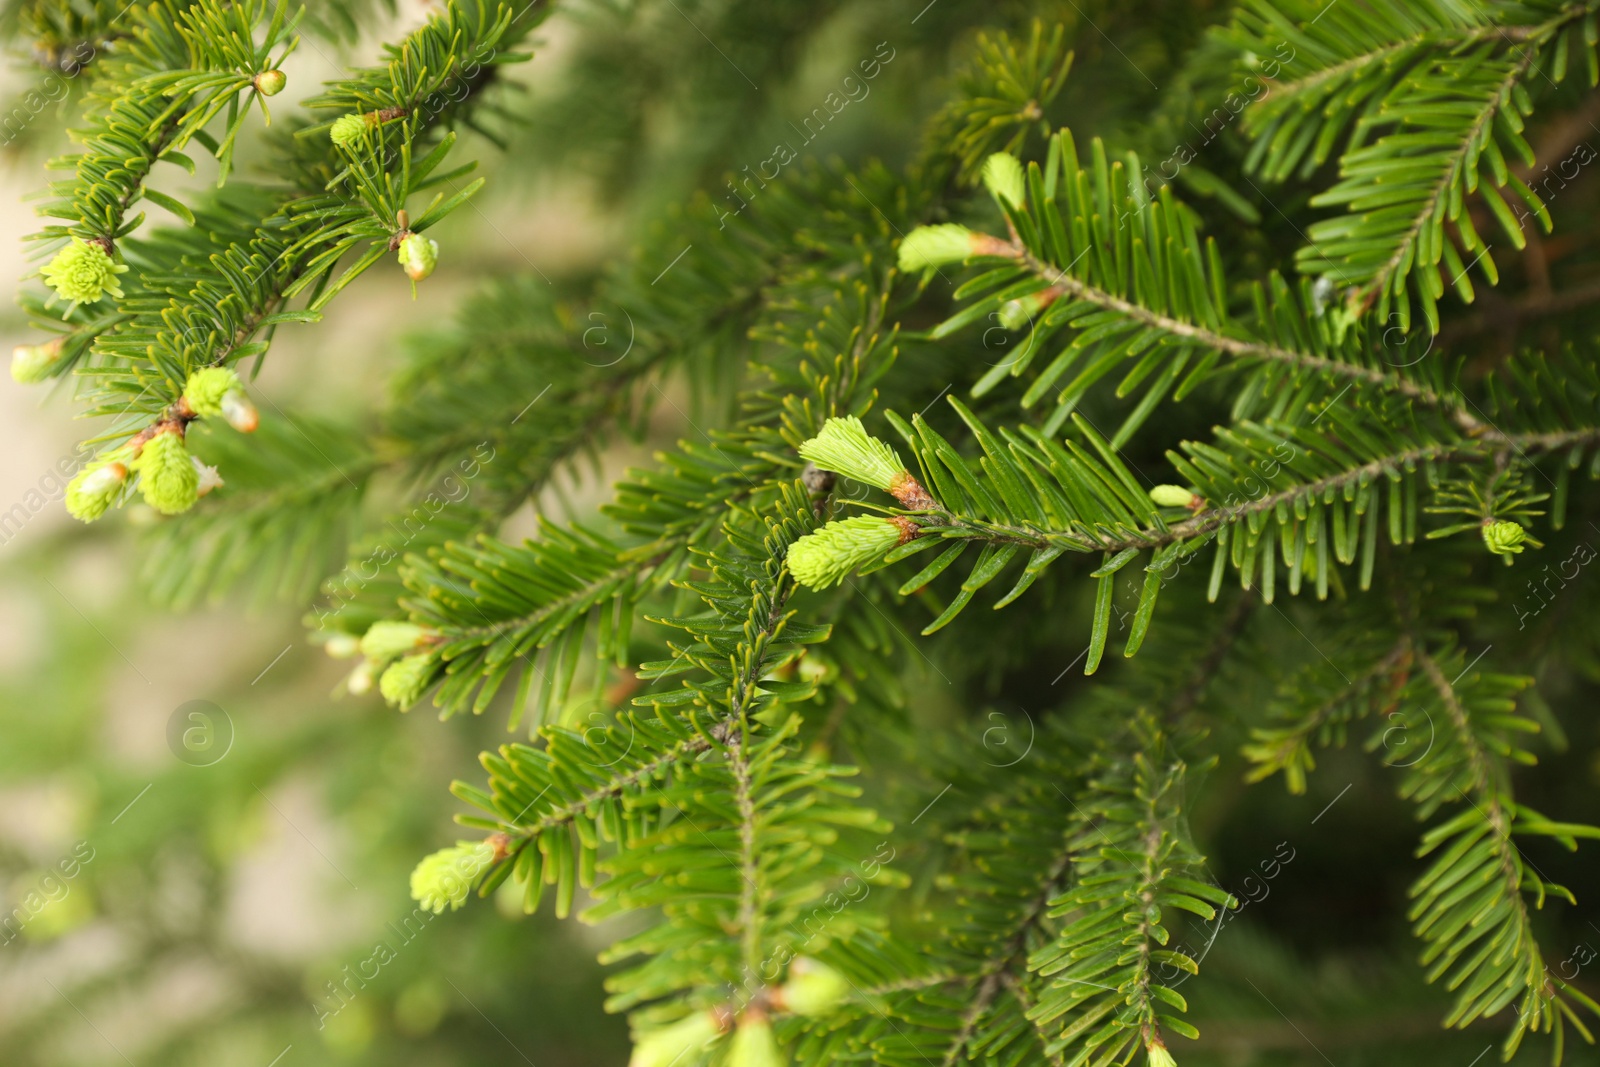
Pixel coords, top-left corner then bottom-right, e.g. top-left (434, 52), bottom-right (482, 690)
top-left (1005, 245), bottom-right (1485, 432)
top-left (916, 427), bottom-right (1600, 556)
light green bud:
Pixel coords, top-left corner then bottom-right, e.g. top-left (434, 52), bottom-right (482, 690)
top-left (628, 1011), bottom-right (723, 1067)
top-left (398, 233), bottom-right (439, 283)
top-left (134, 430), bottom-right (198, 515)
top-left (1482, 519), bottom-right (1537, 561)
top-left (897, 224), bottom-right (978, 272)
top-left (65, 456), bottom-right (129, 523)
top-left (360, 620), bottom-right (432, 661)
top-left (11, 339), bottom-right (64, 383)
top-left (982, 152), bottom-right (1026, 209)
top-left (409, 840), bottom-right (495, 914)
top-left (796, 651), bottom-right (837, 685)
top-left (183, 366), bottom-right (243, 416)
top-left (797, 416), bottom-right (905, 492)
top-left (728, 1014), bottom-right (783, 1067)
top-left (330, 113), bottom-right (367, 147)
top-left (778, 958), bottom-right (850, 1015)
top-left (253, 69), bottom-right (287, 96)
top-left (181, 365), bottom-right (257, 432)
top-left (998, 299), bottom-right (1031, 331)
top-left (1147, 1043), bottom-right (1177, 1067)
top-left (1149, 484), bottom-right (1198, 508)
top-left (380, 652), bottom-right (435, 709)
top-left (42, 237), bottom-right (127, 311)
top-left (998, 287), bottom-right (1060, 331)
top-left (787, 516), bottom-right (906, 590)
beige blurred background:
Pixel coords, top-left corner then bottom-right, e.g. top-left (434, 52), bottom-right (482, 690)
top-left (0, 5), bottom-right (636, 1063)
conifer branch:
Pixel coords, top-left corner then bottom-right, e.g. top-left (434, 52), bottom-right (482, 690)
top-left (61, 1), bottom-right (545, 465)
top-left (1007, 243), bottom-right (1481, 429)
top-left (1029, 729), bottom-right (1235, 1064)
top-left (999, 974), bottom-right (1069, 1067)
top-left (903, 412), bottom-right (1596, 559)
top-left (32, 0), bottom-right (298, 255)
top-left (1354, 54), bottom-right (1533, 322)
top-left (942, 849), bottom-right (1073, 1067)
top-left (904, 129), bottom-right (1486, 443)
top-left (731, 736), bottom-right (764, 980)
top-left (25, 9), bottom-right (1600, 1064)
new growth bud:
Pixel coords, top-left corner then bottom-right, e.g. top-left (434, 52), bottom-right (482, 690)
top-left (183, 366), bottom-right (239, 413)
top-left (1149, 484), bottom-right (1200, 509)
top-left (345, 659), bottom-right (375, 695)
top-left (897, 224), bottom-right (1017, 272)
top-left (728, 1012), bottom-right (783, 1067)
top-left (253, 69), bottom-right (287, 96)
top-left (184, 366), bottom-right (258, 432)
top-left (324, 633), bottom-right (361, 659)
top-left (1147, 1042), bottom-right (1177, 1067)
top-left (65, 454), bottom-right (130, 523)
top-left (360, 620), bottom-right (433, 661)
top-left (1482, 519), bottom-right (1539, 563)
top-left (397, 232), bottom-right (439, 284)
top-left (628, 1011), bottom-right (725, 1067)
top-left (798, 416), bottom-right (905, 492)
top-left (897, 224), bottom-right (974, 272)
top-left (221, 391), bottom-right (259, 433)
top-left (380, 653), bottom-right (435, 709)
top-left (998, 287), bottom-right (1062, 331)
top-left (42, 237), bottom-right (128, 313)
top-left (798, 417), bottom-right (938, 509)
top-left (11, 338), bottom-right (64, 383)
top-left (786, 516), bottom-right (911, 590)
top-left (774, 958), bottom-right (850, 1016)
top-left (409, 840), bottom-right (495, 914)
top-left (981, 152), bottom-right (1026, 209)
top-left (133, 429), bottom-right (199, 515)
top-left (329, 113), bottom-right (368, 147)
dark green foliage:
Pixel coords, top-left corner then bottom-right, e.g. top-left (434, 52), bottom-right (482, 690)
top-left (1225, 0), bottom-right (1600, 330)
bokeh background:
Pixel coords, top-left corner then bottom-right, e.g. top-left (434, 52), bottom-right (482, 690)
top-left (0, 3), bottom-right (1000, 1063)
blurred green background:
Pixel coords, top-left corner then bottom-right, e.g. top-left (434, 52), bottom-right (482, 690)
top-left (0, 3), bottom-right (1018, 1062)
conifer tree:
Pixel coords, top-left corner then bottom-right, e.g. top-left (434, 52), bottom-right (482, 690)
top-left (9, 1), bottom-right (1600, 1064)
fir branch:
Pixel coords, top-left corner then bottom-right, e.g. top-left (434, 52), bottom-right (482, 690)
top-left (1225, 0), bottom-right (1500, 180)
top-left (914, 129), bottom-right (1483, 441)
top-left (75, 0), bottom-right (545, 430)
top-left (1230, 0), bottom-right (1600, 330)
top-left (32, 0), bottom-right (297, 254)
top-left (731, 736), bottom-right (764, 980)
top-left (941, 847), bottom-right (1073, 1067)
top-left (1395, 641), bottom-right (1600, 1056)
top-left (1028, 726), bottom-right (1237, 1065)
top-left (1243, 637), bottom-right (1413, 793)
top-left (369, 263), bottom-right (902, 722)
top-left (1009, 242), bottom-right (1477, 426)
top-left (921, 19), bottom-right (1074, 185)
top-left (860, 396), bottom-right (1600, 646)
